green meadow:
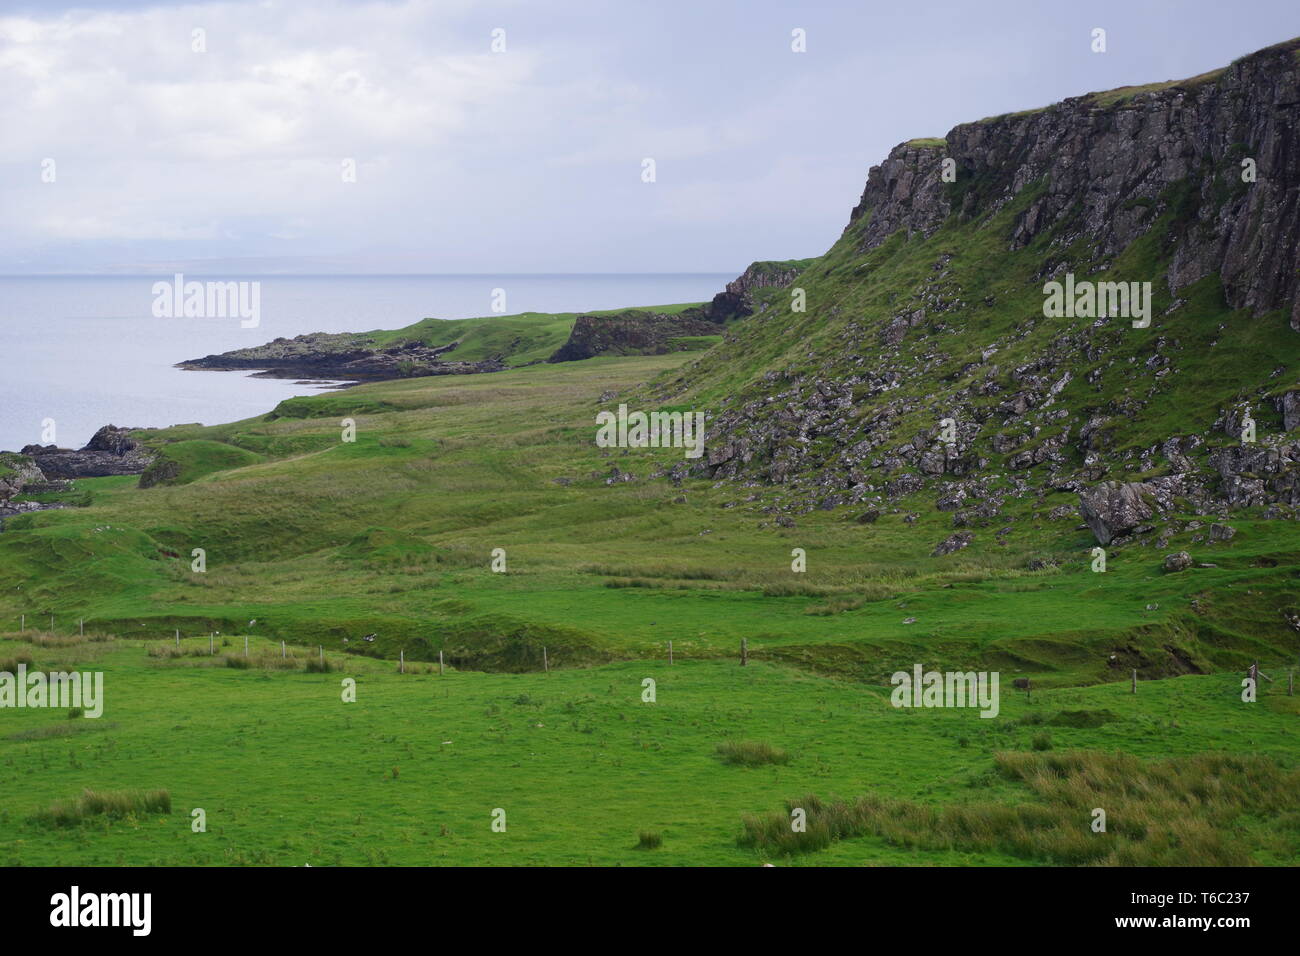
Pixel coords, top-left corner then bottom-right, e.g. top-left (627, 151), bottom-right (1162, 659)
top-left (1, 349), bottom-right (1298, 866)
top-left (2, 634), bottom-right (1296, 866)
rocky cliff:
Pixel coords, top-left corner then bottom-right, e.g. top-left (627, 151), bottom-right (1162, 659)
top-left (547, 308), bottom-right (722, 363)
top-left (675, 37), bottom-right (1300, 546)
top-left (704, 259), bottom-right (815, 321)
top-left (849, 38), bottom-right (1300, 328)
top-left (17, 425), bottom-right (156, 480)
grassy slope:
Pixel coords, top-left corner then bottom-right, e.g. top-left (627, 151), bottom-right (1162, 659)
top-left (3, 352), bottom-right (1295, 684)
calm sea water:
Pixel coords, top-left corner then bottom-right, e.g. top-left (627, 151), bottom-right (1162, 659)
top-left (0, 274), bottom-right (729, 451)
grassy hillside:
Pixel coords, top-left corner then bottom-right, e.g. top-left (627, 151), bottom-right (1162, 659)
top-left (660, 178), bottom-right (1295, 471)
top-left (4, 352), bottom-right (1296, 684)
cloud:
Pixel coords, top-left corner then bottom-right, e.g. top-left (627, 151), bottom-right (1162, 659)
top-left (0, 0), bottom-right (543, 258)
top-left (3, 0), bottom-right (1296, 272)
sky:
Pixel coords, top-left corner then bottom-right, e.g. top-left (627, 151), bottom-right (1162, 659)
top-left (2, 0), bottom-right (1297, 275)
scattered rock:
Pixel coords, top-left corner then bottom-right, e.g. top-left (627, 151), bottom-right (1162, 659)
top-left (1208, 523), bottom-right (1236, 543)
top-left (1163, 551), bottom-right (1193, 572)
top-left (931, 531), bottom-right (973, 556)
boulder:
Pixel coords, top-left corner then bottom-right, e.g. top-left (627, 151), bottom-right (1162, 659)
top-left (1078, 481), bottom-right (1155, 545)
top-left (931, 531), bottom-right (973, 556)
top-left (1163, 551), bottom-right (1193, 572)
top-left (1208, 523), bottom-right (1237, 543)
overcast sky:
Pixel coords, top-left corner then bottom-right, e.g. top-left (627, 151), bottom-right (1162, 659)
top-left (2, 0), bottom-right (1297, 274)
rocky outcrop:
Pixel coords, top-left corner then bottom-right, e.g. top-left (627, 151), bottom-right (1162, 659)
top-left (0, 452), bottom-right (44, 502)
top-left (547, 309), bottom-right (722, 363)
top-left (1207, 441), bottom-right (1300, 507)
top-left (1078, 481), bottom-right (1156, 545)
top-left (705, 259), bottom-right (813, 321)
top-left (932, 531), bottom-right (974, 556)
top-left (676, 38), bottom-right (1300, 537)
top-left (848, 38), bottom-right (1300, 329)
top-left (18, 425), bottom-right (155, 479)
top-left (179, 333), bottom-right (505, 381)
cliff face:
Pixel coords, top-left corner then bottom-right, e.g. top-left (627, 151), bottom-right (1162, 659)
top-left (849, 38), bottom-right (1300, 328)
top-left (547, 309), bottom-right (722, 363)
top-left (678, 37), bottom-right (1300, 542)
top-left (705, 259), bottom-right (814, 321)
top-left (18, 425), bottom-right (155, 479)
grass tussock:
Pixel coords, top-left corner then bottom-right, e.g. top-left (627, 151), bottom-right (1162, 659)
top-left (0, 652), bottom-right (34, 673)
top-left (224, 653), bottom-right (301, 670)
top-left (716, 740), bottom-right (790, 767)
top-left (636, 830), bottom-right (663, 850)
top-left (33, 788), bottom-right (171, 827)
top-left (17, 631), bottom-right (114, 647)
top-left (739, 751), bottom-right (1300, 865)
top-left (6, 721), bottom-right (117, 742)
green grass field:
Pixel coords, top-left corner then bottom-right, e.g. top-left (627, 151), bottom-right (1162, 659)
top-left (2, 632), bottom-right (1295, 866)
top-left (1, 350), bottom-right (1297, 866)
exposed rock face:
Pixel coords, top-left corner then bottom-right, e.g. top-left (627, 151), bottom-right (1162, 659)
top-left (179, 333), bottom-right (505, 380)
top-left (705, 260), bottom-right (810, 321)
top-left (1281, 390), bottom-right (1300, 432)
top-left (1207, 442), bottom-right (1300, 507)
top-left (848, 38), bottom-right (1300, 329)
top-left (683, 39), bottom-right (1300, 536)
top-left (0, 453), bottom-right (44, 502)
top-left (18, 425), bottom-right (155, 479)
top-left (1208, 523), bottom-right (1237, 542)
top-left (1078, 481), bottom-right (1155, 545)
top-left (548, 309), bottom-right (722, 363)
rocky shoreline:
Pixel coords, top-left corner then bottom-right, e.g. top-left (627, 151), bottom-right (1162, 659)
top-left (0, 425), bottom-right (154, 521)
top-left (177, 331), bottom-right (507, 381)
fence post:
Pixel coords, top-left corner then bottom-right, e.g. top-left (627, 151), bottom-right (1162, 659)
top-left (400, 650), bottom-right (405, 674)
top-left (1131, 669), bottom-right (1137, 694)
top-left (20, 614), bottom-right (24, 633)
top-left (1289, 670), bottom-right (1294, 697)
top-left (741, 638), bottom-right (748, 666)
top-left (543, 646), bottom-right (549, 673)
top-left (319, 645), bottom-right (324, 666)
top-left (245, 635), bottom-right (249, 657)
top-left (668, 640), bottom-right (673, 665)
top-left (50, 614), bottom-right (54, 631)
top-left (80, 619), bottom-right (84, 636)
top-left (281, 640), bottom-right (286, 659)
top-left (439, 650), bottom-right (444, 676)
top-left (210, 633), bottom-right (214, 655)
top-left (175, 629), bottom-right (179, 647)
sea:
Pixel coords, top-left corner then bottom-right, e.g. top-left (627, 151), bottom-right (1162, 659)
top-left (0, 274), bottom-right (730, 452)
